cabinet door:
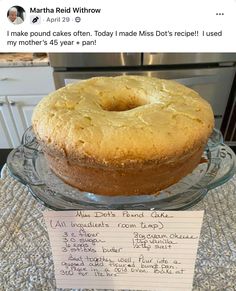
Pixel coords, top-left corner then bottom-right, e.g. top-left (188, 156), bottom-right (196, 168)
top-left (0, 67), bottom-right (54, 95)
top-left (7, 95), bottom-right (44, 140)
top-left (0, 96), bottom-right (20, 148)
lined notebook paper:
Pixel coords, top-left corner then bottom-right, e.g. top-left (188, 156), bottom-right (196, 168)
top-left (43, 210), bottom-right (204, 290)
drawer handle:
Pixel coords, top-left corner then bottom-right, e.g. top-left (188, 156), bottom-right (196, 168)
top-left (9, 100), bottom-right (16, 105)
top-left (0, 77), bottom-right (9, 81)
top-left (214, 115), bottom-right (223, 119)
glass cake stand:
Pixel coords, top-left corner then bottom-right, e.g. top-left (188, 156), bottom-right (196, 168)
top-left (7, 127), bottom-right (236, 210)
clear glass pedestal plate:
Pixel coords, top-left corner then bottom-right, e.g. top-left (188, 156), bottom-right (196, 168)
top-left (7, 127), bottom-right (236, 210)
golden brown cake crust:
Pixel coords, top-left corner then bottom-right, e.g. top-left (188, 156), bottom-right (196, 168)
top-left (45, 144), bottom-right (205, 196)
top-left (32, 75), bottom-right (214, 195)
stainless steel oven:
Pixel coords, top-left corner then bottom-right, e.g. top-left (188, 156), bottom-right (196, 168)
top-left (49, 53), bottom-right (236, 129)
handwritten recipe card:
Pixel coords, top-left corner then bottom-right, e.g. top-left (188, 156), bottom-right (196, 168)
top-left (43, 210), bottom-right (204, 290)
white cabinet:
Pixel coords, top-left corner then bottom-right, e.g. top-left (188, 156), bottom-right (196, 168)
top-left (7, 95), bottom-right (44, 140)
top-left (0, 97), bottom-right (19, 148)
top-left (0, 67), bottom-right (54, 95)
top-left (0, 66), bottom-right (55, 148)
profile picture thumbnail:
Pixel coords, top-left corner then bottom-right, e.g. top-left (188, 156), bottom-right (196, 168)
top-left (7, 6), bottom-right (25, 24)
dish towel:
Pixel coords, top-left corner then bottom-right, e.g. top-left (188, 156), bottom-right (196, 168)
top-left (0, 164), bottom-right (236, 291)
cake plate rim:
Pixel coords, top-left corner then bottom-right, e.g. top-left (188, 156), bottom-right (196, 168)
top-left (6, 127), bottom-right (236, 211)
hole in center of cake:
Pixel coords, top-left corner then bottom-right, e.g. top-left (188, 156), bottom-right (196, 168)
top-left (100, 96), bottom-right (148, 112)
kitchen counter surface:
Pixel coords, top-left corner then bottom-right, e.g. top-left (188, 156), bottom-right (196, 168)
top-left (0, 53), bottom-right (49, 67)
